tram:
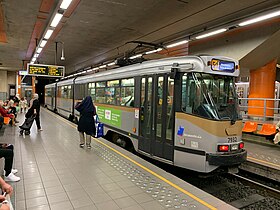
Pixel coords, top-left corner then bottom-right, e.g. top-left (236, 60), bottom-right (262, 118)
top-left (45, 55), bottom-right (247, 173)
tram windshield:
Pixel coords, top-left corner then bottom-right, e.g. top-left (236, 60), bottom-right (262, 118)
top-left (181, 72), bottom-right (240, 121)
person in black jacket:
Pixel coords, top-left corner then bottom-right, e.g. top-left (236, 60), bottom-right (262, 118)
top-left (75, 96), bottom-right (96, 149)
top-left (26, 93), bottom-right (42, 131)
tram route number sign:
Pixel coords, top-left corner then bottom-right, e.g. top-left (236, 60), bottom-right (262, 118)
top-left (211, 59), bottom-right (235, 73)
top-left (27, 64), bottom-right (65, 78)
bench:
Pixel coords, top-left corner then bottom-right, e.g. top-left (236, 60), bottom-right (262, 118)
top-left (242, 121), bottom-right (258, 133)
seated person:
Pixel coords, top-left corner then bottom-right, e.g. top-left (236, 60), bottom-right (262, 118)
top-left (274, 121), bottom-right (280, 145)
top-left (0, 175), bottom-right (13, 210)
top-left (7, 100), bottom-right (18, 123)
top-left (0, 101), bottom-right (15, 126)
top-left (0, 144), bottom-right (20, 182)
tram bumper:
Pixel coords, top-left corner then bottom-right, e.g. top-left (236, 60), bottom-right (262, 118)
top-left (206, 149), bottom-right (247, 166)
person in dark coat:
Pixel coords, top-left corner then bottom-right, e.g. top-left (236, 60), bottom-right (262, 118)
top-left (75, 96), bottom-right (96, 149)
top-left (26, 93), bottom-right (42, 131)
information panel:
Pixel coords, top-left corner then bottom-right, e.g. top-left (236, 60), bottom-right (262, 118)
top-left (211, 59), bottom-right (235, 73)
top-left (27, 64), bottom-right (65, 78)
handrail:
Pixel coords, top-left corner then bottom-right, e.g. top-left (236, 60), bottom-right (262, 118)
top-left (238, 98), bottom-right (280, 122)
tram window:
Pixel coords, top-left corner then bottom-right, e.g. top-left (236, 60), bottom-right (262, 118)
top-left (96, 82), bottom-right (106, 87)
top-left (105, 87), bottom-right (120, 105)
top-left (75, 84), bottom-right (84, 100)
top-left (121, 87), bottom-right (134, 106)
top-left (61, 85), bottom-right (72, 99)
top-left (166, 77), bottom-right (174, 143)
top-left (141, 78), bottom-right (145, 106)
top-left (121, 78), bottom-right (134, 86)
top-left (121, 78), bottom-right (134, 107)
top-left (107, 80), bottom-right (119, 87)
top-left (88, 83), bottom-right (95, 100)
top-left (95, 88), bottom-right (105, 103)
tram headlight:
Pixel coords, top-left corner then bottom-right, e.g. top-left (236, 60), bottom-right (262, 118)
top-left (231, 144), bottom-right (239, 151)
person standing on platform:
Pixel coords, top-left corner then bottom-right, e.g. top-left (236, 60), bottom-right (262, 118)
top-left (75, 96), bottom-right (96, 149)
top-left (26, 93), bottom-right (42, 131)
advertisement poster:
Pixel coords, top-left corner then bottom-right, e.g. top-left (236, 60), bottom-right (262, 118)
top-left (97, 106), bottom-right (122, 128)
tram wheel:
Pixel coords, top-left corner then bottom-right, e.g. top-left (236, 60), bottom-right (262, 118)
top-left (25, 130), bottom-right (30, 135)
top-left (19, 130), bottom-right (24, 135)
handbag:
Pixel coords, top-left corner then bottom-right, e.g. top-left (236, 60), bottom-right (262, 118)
top-left (95, 115), bottom-right (104, 138)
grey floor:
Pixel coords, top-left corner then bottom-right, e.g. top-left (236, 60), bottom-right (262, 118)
top-left (0, 109), bottom-right (236, 210)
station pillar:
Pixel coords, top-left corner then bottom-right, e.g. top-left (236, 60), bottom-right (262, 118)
top-left (248, 59), bottom-right (277, 117)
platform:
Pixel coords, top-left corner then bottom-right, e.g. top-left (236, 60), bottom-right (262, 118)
top-left (0, 108), bottom-right (236, 210)
top-left (241, 140), bottom-right (280, 182)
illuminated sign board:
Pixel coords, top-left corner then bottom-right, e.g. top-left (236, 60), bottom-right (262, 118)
top-left (211, 59), bottom-right (235, 73)
top-left (18, 70), bottom-right (28, 76)
top-left (27, 63), bottom-right (65, 78)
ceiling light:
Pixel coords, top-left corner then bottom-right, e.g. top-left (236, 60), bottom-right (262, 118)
top-left (34, 54), bottom-right (39, 58)
top-left (99, 65), bottom-right (107, 68)
top-left (37, 48), bottom-right (43, 53)
top-left (87, 69), bottom-right (93, 72)
top-left (60, 0), bottom-right (72, 10)
top-left (50, 13), bottom-right (63, 27)
top-left (129, 54), bottom-right (142, 59)
top-left (166, 40), bottom-right (188, 48)
top-left (44, 29), bottom-right (54, 39)
top-left (30, 61), bottom-right (34, 64)
top-left (40, 40), bottom-right (47, 47)
top-left (92, 67), bottom-right (99, 71)
top-left (31, 58), bottom-right (36, 62)
top-left (195, 28), bottom-right (227, 39)
top-left (145, 48), bottom-right (163, 54)
top-left (107, 62), bottom-right (115, 66)
top-left (238, 10), bottom-right (280, 26)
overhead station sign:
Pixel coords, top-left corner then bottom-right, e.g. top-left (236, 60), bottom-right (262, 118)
top-left (27, 64), bottom-right (65, 78)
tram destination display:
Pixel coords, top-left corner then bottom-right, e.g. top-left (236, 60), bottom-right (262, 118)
top-left (27, 64), bottom-right (65, 78)
top-left (211, 59), bottom-right (235, 73)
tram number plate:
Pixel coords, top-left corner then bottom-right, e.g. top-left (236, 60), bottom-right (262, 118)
top-left (228, 137), bottom-right (237, 143)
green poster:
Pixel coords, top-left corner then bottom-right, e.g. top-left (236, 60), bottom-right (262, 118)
top-left (96, 106), bottom-right (122, 128)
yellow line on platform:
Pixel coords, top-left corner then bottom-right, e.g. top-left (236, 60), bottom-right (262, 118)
top-left (247, 156), bottom-right (280, 169)
top-left (45, 109), bottom-right (217, 210)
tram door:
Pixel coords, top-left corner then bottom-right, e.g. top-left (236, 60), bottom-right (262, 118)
top-left (139, 75), bottom-right (174, 161)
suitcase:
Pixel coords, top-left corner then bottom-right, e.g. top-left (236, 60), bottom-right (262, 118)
top-left (19, 115), bottom-right (35, 135)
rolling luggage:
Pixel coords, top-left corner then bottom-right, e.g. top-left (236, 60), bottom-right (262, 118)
top-left (19, 115), bottom-right (36, 135)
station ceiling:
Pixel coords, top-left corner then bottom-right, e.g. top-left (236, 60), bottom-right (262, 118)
top-left (0, 0), bottom-right (280, 75)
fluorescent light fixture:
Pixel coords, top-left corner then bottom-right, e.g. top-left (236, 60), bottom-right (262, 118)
top-left (145, 48), bottom-right (163, 55)
top-left (40, 40), bottom-right (47, 47)
top-left (92, 67), bottom-right (99, 71)
top-left (44, 29), bottom-right (54, 39)
top-left (60, 0), bottom-right (72, 10)
top-left (166, 40), bottom-right (188, 48)
top-left (30, 61), bottom-right (34, 64)
top-left (34, 54), bottom-right (39, 58)
top-left (129, 54), bottom-right (142, 59)
top-left (31, 58), bottom-right (36, 62)
top-left (239, 10), bottom-right (280, 26)
top-left (99, 64), bottom-right (107, 68)
top-left (107, 62), bottom-right (115, 66)
top-left (36, 48), bottom-right (43, 53)
top-left (87, 69), bottom-right (93, 72)
top-left (50, 13), bottom-right (63, 27)
top-left (195, 28), bottom-right (227, 39)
